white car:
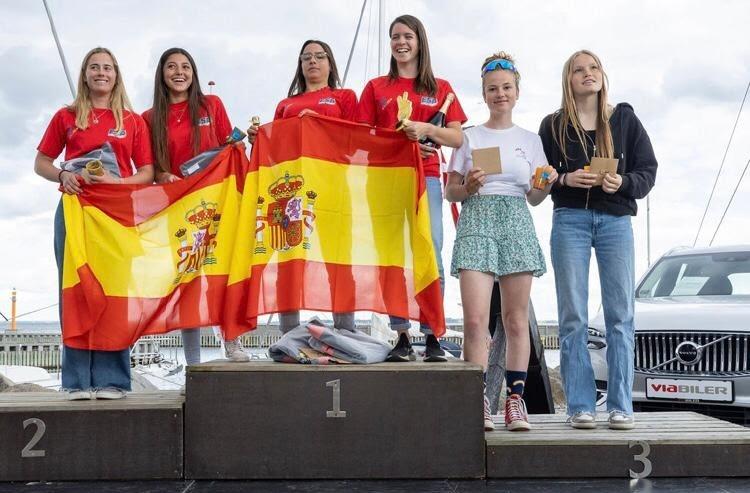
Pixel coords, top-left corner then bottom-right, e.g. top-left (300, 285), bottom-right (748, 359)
top-left (589, 245), bottom-right (750, 424)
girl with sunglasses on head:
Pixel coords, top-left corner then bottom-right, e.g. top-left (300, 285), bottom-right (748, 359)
top-left (142, 47), bottom-right (249, 364)
top-left (248, 39), bottom-right (357, 333)
top-left (447, 53), bottom-right (555, 431)
top-left (538, 50), bottom-right (657, 430)
top-left (35, 47), bottom-right (155, 400)
top-left (356, 14), bottom-right (466, 363)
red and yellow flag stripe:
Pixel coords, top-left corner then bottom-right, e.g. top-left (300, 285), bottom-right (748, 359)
top-left (222, 115), bottom-right (445, 339)
top-left (61, 145), bottom-right (248, 350)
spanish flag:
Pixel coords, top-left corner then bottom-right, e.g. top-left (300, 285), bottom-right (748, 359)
top-left (222, 115), bottom-right (446, 339)
top-left (60, 145), bottom-right (248, 350)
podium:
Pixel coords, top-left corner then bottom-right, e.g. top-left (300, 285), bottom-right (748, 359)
top-left (184, 360), bottom-right (485, 479)
top-left (0, 392), bottom-right (183, 481)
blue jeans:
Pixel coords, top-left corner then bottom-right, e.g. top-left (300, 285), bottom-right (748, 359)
top-left (182, 328), bottom-right (202, 366)
top-left (390, 176), bottom-right (444, 336)
top-left (550, 207), bottom-right (635, 415)
top-left (54, 199), bottom-right (131, 391)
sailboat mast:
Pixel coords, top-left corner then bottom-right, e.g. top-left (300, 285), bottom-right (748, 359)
top-left (378, 0), bottom-right (383, 74)
top-left (42, 0), bottom-right (76, 99)
top-left (342, 0), bottom-right (368, 87)
top-left (646, 195), bottom-right (651, 266)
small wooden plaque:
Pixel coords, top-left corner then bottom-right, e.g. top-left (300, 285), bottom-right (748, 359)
top-left (589, 157), bottom-right (619, 186)
top-left (472, 147), bottom-right (502, 175)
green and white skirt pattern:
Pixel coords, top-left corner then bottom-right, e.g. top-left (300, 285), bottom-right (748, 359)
top-left (451, 195), bottom-right (546, 278)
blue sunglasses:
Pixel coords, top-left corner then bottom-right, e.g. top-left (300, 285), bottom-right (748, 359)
top-left (482, 58), bottom-right (516, 77)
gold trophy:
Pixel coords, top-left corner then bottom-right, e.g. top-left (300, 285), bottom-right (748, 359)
top-left (395, 92), bottom-right (413, 131)
top-left (85, 159), bottom-right (104, 176)
top-left (247, 116), bottom-right (261, 144)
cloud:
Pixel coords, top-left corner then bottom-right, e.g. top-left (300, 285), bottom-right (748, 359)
top-left (662, 63), bottom-right (750, 104)
top-left (3, 0), bottom-right (750, 321)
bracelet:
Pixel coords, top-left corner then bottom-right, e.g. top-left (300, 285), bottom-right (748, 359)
top-left (560, 173), bottom-right (566, 187)
top-left (57, 169), bottom-right (68, 183)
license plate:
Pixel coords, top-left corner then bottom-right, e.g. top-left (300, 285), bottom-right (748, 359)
top-left (646, 378), bottom-right (733, 403)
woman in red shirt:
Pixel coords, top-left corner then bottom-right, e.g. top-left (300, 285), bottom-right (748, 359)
top-left (142, 47), bottom-right (249, 363)
top-left (248, 39), bottom-right (357, 333)
top-left (272, 39), bottom-right (357, 121)
top-left (356, 15), bottom-right (466, 362)
top-left (34, 47), bottom-right (155, 400)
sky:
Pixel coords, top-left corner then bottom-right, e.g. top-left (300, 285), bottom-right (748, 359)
top-left (1, 0), bottom-right (749, 324)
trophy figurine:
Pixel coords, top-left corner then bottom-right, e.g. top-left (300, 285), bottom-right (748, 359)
top-left (85, 159), bottom-right (104, 176)
top-left (395, 92), bottom-right (413, 131)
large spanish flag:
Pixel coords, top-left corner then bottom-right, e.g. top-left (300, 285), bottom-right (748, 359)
top-left (223, 115), bottom-right (445, 338)
top-left (61, 144), bottom-right (248, 350)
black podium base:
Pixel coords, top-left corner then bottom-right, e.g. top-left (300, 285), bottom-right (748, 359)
top-left (0, 391), bottom-right (183, 481)
top-left (185, 360), bottom-right (485, 479)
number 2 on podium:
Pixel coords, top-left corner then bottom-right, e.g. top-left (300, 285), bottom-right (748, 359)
top-left (325, 379), bottom-right (347, 418)
top-left (21, 418), bottom-right (46, 458)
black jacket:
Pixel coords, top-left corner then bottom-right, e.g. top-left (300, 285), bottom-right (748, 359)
top-left (538, 103), bottom-right (657, 216)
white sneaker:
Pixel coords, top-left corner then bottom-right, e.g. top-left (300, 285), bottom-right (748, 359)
top-left (94, 388), bottom-right (126, 400)
top-left (483, 395), bottom-right (496, 431)
top-left (66, 390), bottom-right (91, 401)
top-left (224, 338), bottom-right (250, 362)
top-left (567, 411), bottom-right (597, 429)
top-left (608, 411), bottom-right (635, 430)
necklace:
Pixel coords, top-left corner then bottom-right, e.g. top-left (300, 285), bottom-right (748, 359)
top-left (92, 108), bottom-right (108, 124)
top-left (174, 106), bottom-right (187, 123)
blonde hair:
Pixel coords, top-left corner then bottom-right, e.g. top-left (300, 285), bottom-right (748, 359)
top-left (554, 49), bottom-right (614, 161)
top-left (69, 47), bottom-right (133, 131)
top-left (481, 51), bottom-right (520, 90)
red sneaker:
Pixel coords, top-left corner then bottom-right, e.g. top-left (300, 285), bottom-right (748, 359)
top-left (504, 394), bottom-right (531, 431)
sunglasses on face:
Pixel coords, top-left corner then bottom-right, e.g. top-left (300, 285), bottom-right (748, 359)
top-left (481, 58), bottom-right (516, 77)
top-left (300, 52), bottom-right (329, 62)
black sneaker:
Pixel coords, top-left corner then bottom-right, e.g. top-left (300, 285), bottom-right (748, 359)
top-left (424, 334), bottom-right (448, 362)
top-left (386, 333), bottom-right (416, 362)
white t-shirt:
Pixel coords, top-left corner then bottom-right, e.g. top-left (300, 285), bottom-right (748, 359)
top-left (448, 124), bottom-right (548, 197)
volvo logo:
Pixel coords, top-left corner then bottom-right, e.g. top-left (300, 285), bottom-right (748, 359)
top-left (675, 341), bottom-right (703, 366)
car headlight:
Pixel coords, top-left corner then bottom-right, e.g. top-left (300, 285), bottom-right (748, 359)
top-left (587, 328), bottom-right (605, 338)
top-left (587, 327), bottom-right (606, 350)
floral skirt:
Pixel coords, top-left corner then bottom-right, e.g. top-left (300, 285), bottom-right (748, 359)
top-left (451, 195), bottom-right (546, 278)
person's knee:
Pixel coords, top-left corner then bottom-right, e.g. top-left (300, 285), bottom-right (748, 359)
top-left (463, 312), bottom-right (488, 335)
top-left (463, 325), bottom-right (490, 347)
top-left (502, 311), bottom-right (527, 338)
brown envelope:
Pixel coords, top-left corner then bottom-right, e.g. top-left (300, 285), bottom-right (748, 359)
top-left (471, 147), bottom-right (502, 175)
top-left (589, 157), bottom-right (619, 186)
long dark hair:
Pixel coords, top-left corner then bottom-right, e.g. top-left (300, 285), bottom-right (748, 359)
top-left (151, 47), bottom-right (208, 173)
top-left (287, 40), bottom-right (342, 97)
top-left (388, 15), bottom-right (437, 96)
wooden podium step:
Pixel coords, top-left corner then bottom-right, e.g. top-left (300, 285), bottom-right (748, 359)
top-left (486, 411), bottom-right (750, 478)
top-left (0, 391), bottom-right (183, 481)
top-left (185, 360), bottom-right (485, 479)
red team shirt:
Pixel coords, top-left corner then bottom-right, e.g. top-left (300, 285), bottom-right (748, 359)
top-left (274, 87), bottom-right (357, 121)
top-left (142, 94), bottom-right (232, 176)
top-left (38, 108), bottom-right (153, 177)
top-left (356, 76), bottom-right (467, 177)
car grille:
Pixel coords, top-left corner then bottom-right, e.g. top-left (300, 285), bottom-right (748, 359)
top-left (635, 332), bottom-right (750, 376)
